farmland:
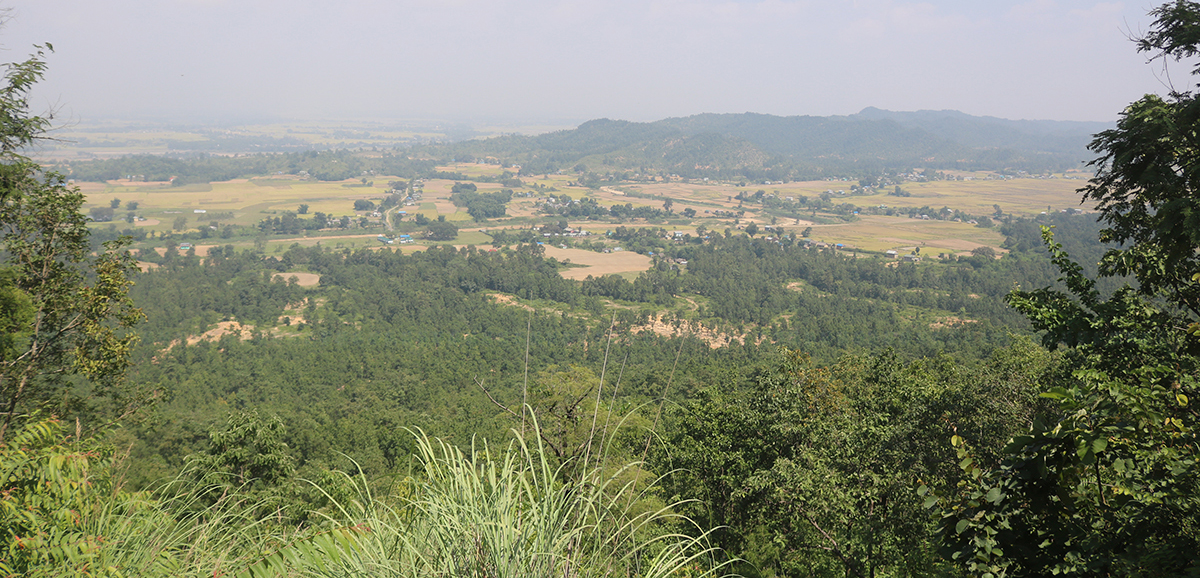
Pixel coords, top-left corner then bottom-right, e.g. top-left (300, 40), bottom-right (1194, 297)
top-left (81, 159), bottom-right (1092, 277)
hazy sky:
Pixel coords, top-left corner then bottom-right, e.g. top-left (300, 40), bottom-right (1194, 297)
top-left (1, 0), bottom-right (1186, 125)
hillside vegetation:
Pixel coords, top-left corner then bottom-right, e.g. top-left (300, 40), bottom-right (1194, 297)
top-left (4, 4), bottom-right (1198, 577)
top-left (423, 110), bottom-right (1105, 179)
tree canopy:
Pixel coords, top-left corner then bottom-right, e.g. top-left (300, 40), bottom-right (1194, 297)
top-left (927, 3), bottom-right (1200, 575)
top-left (0, 47), bottom-right (144, 442)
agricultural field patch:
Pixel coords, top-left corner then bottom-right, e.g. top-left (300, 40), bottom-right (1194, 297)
top-left (273, 272), bottom-right (322, 287)
top-left (874, 178), bottom-right (1087, 215)
top-left (434, 163), bottom-right (508, 178)
top-left (80, 159), bottom-right (1090, 263)
top-left (540, 246), bottom-right (652, 280)
top-left (807, 215), bottom-right (1006, 255)
top-left (453, 230), bottom-right (493, 245)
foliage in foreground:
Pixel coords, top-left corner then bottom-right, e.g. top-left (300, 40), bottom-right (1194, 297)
top-left (0, 45), bottom-right (145, 445)
top-left (243, 426), bottom-right (727, 578)
top-left (924, 2), bottom-right (1200, 575)
top-left (655, 341), bottom-right (1059, 578)
top-left (0, 417), bottom-right (287, 577)
top-left (1, 415), bottom-right (728, 578)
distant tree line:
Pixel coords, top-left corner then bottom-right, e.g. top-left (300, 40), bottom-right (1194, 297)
top-left (56, 150), bottom-right (435, 184)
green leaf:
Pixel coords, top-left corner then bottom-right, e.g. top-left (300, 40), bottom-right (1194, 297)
top-left (985, 487), bottom-right (1002, 504)
top-left (956, 519), bottom-right (971, 534)
top-left (1040, 388), bottom-right (1069, 400)
top-left (1092, 437), bottom-right (1108, 453)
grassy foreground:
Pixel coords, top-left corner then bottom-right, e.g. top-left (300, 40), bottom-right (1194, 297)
top-left (1, 417), bottom-right (727, 578)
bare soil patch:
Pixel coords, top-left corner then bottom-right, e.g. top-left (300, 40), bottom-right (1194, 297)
top-left (278, 301), bottom-right (310, 325)
top-left (540, 246), bottom-right (651, 280)
top-left (930, 316), bottom-right (978, 329)
top-left (161, 320), bottom-right (256, 352)
top-left (135, 218), bottom-right (160, 226)
top-left (273, 272), bottom-right (321, 287)
top-left (489, 293), bottom-right (534, 312)
top-left (628, 314), bottom-right (764, 349)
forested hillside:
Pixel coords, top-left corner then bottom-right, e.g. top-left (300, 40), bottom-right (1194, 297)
top-left (4, 3), bottom-right (1198, 576)
top-left (419, 110), bottom-right (1103, 180)
top-left (850, 107), bottom-right (1109, 155)
top-left (113, 210), bottom-right (1109, 493)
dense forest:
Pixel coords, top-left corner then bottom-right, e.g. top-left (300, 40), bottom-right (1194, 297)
top-left (118, 218), bottom-right (1088, 481)
top-left (4, 3), bottom-right (1199, 577)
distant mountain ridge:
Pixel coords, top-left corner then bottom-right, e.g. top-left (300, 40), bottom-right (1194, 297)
top-left (850, 107), bottom-right (1110, 155)
top-left (418, 109), bottom-right (1112, 179)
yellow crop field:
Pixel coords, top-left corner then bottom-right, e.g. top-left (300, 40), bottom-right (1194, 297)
top-left (83, 178), bottom-right (406, 236)
top-left (870, 178), bottom-right (1087, 215)
top-left (541, 246), bottom-right (652, 280)
top-left (79, 159), bottom-right (1094, 266)
top-left (434, 163), bottom-right (507, 178)
top-left (807, 216), bottom-right (1007, 255)
top-left (82, 179), bottom-right (388, 226)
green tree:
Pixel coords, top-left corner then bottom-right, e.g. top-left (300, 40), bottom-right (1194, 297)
top-left (426, 219), bottom-right (459, 241)
top-left (658, 347), bottom-right (1052, 578)
top-left (0, 47), bottom-right (144, 441)
top-left (88, 205), bottom-right (114, 221)
top-left (186, 409), bottom-right (295, 491)
top-left (927, 4), bottom-right (1200, 574)
top-left (744, 222), bottom-right (759, 237)
top-left (109, 197), bottom-right (121, 209)
top-left (970, 246), bottom-right (996, 259)
top-left (298, 203), bottom-right (309, 214)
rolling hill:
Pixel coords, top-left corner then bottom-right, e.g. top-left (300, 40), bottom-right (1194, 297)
top-left (418, 109), bottom-right (1111, 179)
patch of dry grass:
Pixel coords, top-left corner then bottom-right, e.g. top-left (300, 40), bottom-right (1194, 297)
top-left (540, 246), bottom-right (652, 279)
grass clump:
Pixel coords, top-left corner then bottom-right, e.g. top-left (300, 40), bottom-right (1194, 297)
top-left (243, 424), bottom-right (728, 577)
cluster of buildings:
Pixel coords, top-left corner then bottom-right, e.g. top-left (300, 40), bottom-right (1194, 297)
top-left (377, 234), bottom-right (414, 245)
top-left (540, 227), bottom-right (592, 238)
